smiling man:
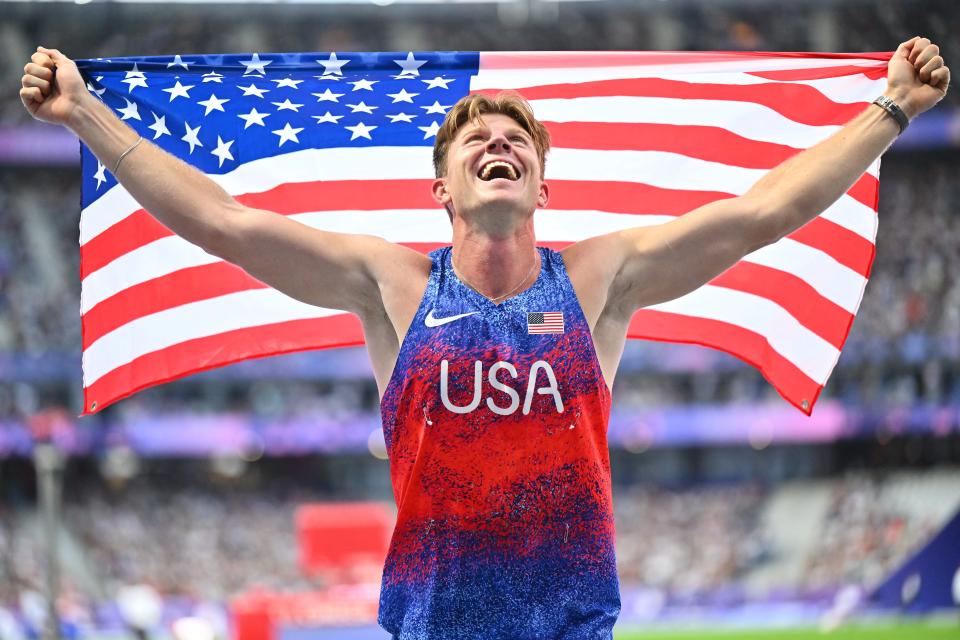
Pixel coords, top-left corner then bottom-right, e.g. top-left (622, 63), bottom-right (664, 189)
top-left (20, 38), bottom-right (950, 639)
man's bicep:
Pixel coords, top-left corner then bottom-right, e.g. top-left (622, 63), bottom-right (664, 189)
top-left (609, 195), bottom-right (770, 313)
top-left (214, 205), bottom-right (395, 314)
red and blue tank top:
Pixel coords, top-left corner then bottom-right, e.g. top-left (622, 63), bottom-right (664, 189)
top-left (378, 246), bottom-right (619, 639)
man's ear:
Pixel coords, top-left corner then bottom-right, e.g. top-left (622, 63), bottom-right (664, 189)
top-left (431, 177), bottom-right (450, 207)
top-left (537, 180), bottom-right (550, 209)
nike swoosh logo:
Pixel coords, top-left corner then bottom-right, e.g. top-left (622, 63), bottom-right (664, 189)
top-left (424, 310), bottom-right (479, 328)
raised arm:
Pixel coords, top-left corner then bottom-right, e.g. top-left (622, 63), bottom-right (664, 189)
top-left (20, 46), bottom-right (416, 317)
top-left (592, 37), bottom-right (949, 318)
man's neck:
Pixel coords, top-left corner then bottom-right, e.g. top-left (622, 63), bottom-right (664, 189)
top-left (451, 219), bottom-right (540, 302)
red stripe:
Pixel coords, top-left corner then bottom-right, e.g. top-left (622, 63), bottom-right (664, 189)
top-left (82, 315), bottom-right (365, 416)
top-left (546, 121), bottom-right (805, 169)
top-left (747, 64), bottom-right (887, 81)
top-left (627, 310), bottom-right (821, 415)
top-left (479, 51), bottom-right (890, 70)
top-left (786, 216), bottom-right (875, 274)
top-left (478, 77), bottom-right (866, 127)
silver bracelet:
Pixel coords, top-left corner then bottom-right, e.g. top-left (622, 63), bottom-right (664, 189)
top-left (113, 136), bottom-right (143, 175)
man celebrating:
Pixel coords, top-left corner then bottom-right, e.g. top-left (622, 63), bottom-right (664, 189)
top-left (21, 38), bottom-right (948, 639)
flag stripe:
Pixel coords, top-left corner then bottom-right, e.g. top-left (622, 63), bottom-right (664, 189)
top-left (747, 65), bottom-right (888, 81)
top-left (628, 310), bottom-right (822, 414)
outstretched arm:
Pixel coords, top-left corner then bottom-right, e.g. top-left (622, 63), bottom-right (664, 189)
top-left (594, 36), bottom-right (949, 317)
top-left (20, 46), bottom-right (414, 316)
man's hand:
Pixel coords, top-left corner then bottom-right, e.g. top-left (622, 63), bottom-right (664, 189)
top-left (20, 46), bottom-right (91, 128)
top-left (887, 36), bottom-right (950, 119)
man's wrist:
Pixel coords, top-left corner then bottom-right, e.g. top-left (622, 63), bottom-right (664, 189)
top-left (881, 89), bottom-right (918, 120)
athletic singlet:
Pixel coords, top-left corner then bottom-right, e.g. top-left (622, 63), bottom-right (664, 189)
top-left (378, 246), bottom-right (619, 640)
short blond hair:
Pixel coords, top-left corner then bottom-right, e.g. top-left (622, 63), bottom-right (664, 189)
top-left (432, 92), bottom-right (551, 178)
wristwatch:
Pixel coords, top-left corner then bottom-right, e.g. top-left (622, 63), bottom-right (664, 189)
top-left (872, 95), bottom-right (910, 134)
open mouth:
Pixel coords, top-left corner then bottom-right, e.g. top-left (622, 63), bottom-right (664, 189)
top-left (477, 160), bottom-right (521, 181)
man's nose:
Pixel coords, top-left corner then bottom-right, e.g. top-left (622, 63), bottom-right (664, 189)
top-left (486, 137), bottom-right (511, 153)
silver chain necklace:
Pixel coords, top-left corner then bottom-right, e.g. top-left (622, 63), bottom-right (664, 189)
top-left (452, 253), bottom-right (538, 303)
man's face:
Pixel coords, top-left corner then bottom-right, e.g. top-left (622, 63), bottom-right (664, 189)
top-left (432, 113), bottom-right (548, 224)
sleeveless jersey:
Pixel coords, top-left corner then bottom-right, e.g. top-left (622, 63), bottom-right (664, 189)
top-left (378, 246), bottom-right (620, 640)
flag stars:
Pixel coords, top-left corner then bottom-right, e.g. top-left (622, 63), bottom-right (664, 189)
top-left (421, 100), bottom-right (451, 115)
top-left (163, 80), bottom-right (194, 101)
top-left (272, 77), bottom-right (304, 89)
top-left (418, 120), bottom-right (441, 139)
top-left (346, 101), bottom-right (377, 114)
top-left (271, 98), bottom-right (303, 112)
top-left (345, 122), bottom-right (377, 140)
top-left (387, 88), bottom-right (419, 103)
top-left (386, 112), bottom-right (416, 123)
top-left (182, 122), bottom-right (203, 154)
top-left (349, 78), bottom-right (378, 91)
top-left (422, 76), bottom-right (454, 90)
top-left (238, 107), bottom-right (270, 129)
top-left (211, 136), bottom-right (235, 167)
top-left (147, 112), bottom-right (170, 139)
top-left (240, 53), bottom-right (272, 76)
top-left (311, 88), bottom-right (344, 102)
top-left (197, 93), bottom-right (230, 115)
top-left (86, 81), bottom-right (106, 99)
top-left (318, 52), bottom-right (349, 76)
top-left (201, 71), bottom-right (224, 83)
top-left (238, 83), bottom-right (269, 98)
top-left (122, 64), bottom-right (148, 92)
top-left (312, 111), bottom-right (343, 124)
top-left (116, 97), bottom-right (141, 121)
top-left (393, 51), bottom-right (427, 77)
top-left (93, 160), bottom-right (108, 190)
top-left (167, 55), bottom-right (192, 70)
top-left (272, 122), bottom-right (304, 147)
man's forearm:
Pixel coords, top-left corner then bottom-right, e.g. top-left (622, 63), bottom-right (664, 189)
top-left (68, 95), bottom-right (238, 253)
top-left (746, 91), bottom-right (906, 242)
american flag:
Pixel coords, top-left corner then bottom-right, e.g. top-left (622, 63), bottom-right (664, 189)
top-left (527, 312), bottom-right (565, 335)
top-left (75, 50), bottom-right (889, 416)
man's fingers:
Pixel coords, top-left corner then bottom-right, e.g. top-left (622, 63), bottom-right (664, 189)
top-left (19, 86), bottom-right (41, 107)
top-left (24, 62), bottom-right (54, 81)
top-left (919, 56), bottom-right (944, 83)
top-left (21, 74), bottom-right (51, 96)
top-left (37, 46), bottom-right (67, 64)
top-left (31, 51), bottom-right (53, 68)
top-left (914, 44), bottom-right (940, 70)
top-left (896, 36), bottom-right (920, 57)
top-left (929, 66), bottom-right (950, 93)
top-left (908, 37), bottom-right (931, 65)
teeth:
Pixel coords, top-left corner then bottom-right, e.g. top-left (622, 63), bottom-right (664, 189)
top-left (480, 161), bottom-right (518, 180)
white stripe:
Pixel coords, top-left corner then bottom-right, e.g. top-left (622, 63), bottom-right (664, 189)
top-left (82, 146), bottom-right (876, 247)
top-left (648, 285), bottom-right (839, 384)
top-left (81, 209), bottom-right (866, 315)
top-left (83, 288), bottom-right (343, 386)
top-left (529, 96), bottom-right (841, 148)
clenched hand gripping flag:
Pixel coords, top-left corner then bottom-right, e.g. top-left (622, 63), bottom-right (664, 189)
top-left (76, 51), bottom-right (890, 416)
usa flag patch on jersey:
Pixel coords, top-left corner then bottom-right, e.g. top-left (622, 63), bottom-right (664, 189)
top-left (527, 312), bottom-right (564, 334)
